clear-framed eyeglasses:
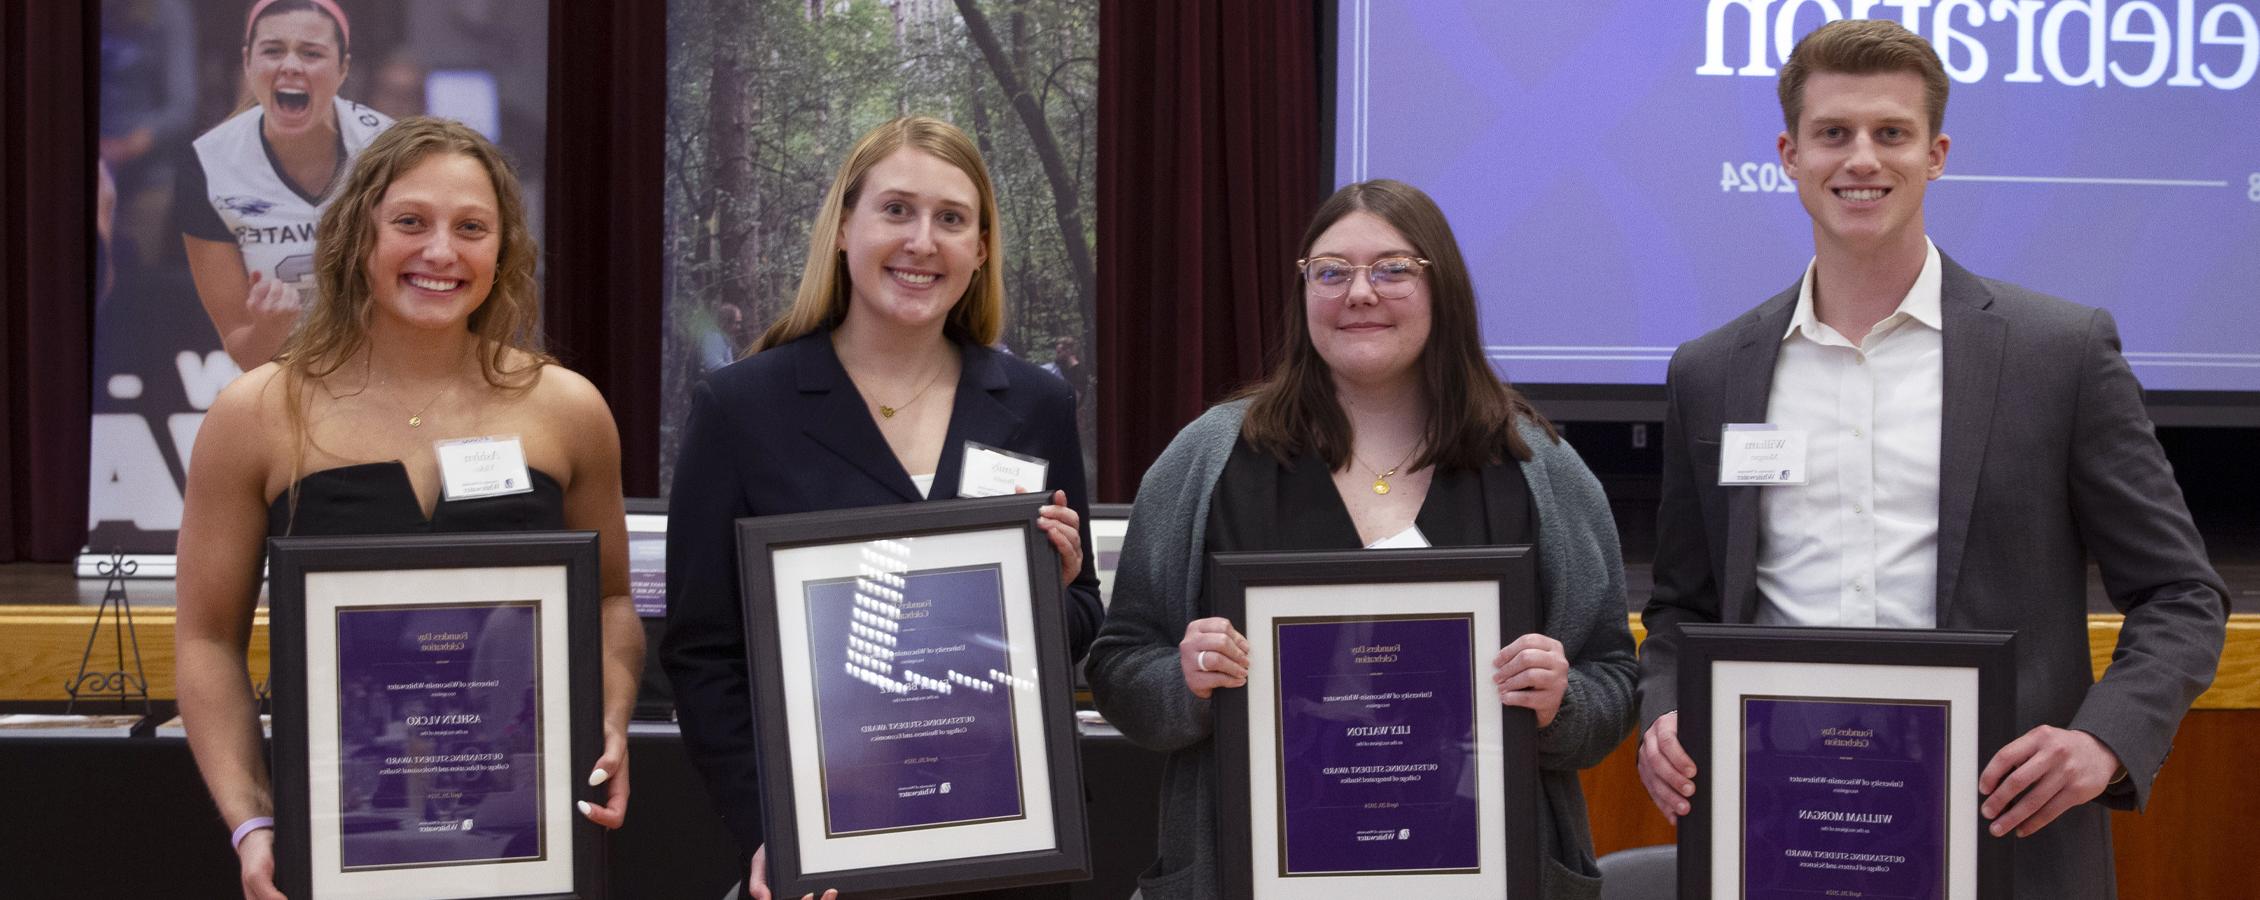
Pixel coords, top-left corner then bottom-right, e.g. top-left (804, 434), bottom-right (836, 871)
top-left (1297, 256), bottom-right (1431, 300)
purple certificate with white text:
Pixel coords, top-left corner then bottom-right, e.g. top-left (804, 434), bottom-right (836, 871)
top-left (333, 602), bottom-right (545, 870)
top-left (805, 564), bottom-right (1024, 836)
top-left (1273, 614), bottom-right (1481, 876)
top-left (1740, 697), bottom-right (1950, 899)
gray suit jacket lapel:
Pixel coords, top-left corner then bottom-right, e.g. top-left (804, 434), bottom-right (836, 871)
top-left (1721, 284), bottom-right (1800, 624)
top-left (1934, 254), bottom-right (2004, 625)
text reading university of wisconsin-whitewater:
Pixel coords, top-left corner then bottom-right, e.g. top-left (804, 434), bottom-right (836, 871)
top-left (1700, 0), bottom-right (2258, 89)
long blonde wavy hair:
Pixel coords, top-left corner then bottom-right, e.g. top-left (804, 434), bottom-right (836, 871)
top-left (753, 116), bottom-right (1005, 352)
top-left (280, 115), bottom-right (549, 387)
top-left (272, 116), bottom-right (549, 524)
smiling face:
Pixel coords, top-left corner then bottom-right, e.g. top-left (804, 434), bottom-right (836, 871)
top-left (1305, 211), bottom-right (1433, 391)
top-left (1779, 69), bottom-right (1948, 262)
top-left (364, 153), bottom-right (500, 334)
top-left (835, 148), bottom-right (988, 335)
top-left (243, 8), bottom-right (348, 139)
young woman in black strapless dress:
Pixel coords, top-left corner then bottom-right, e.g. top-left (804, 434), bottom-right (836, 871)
top-left (173, 117), bottom-right (643, 900)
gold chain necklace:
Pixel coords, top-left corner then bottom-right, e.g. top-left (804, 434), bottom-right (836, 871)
top-left (869, 358), bottom-right (948, 419)
top-left (338, 353), bottom-right (457, 428)
top-left (1352, 444), bottom-right (1419, 495)
top-left (398, 383), bottom-right (452, 428)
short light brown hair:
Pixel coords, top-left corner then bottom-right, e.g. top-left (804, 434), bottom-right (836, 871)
top-left (1778, 19), bottom-right (1949, 138)
top-left (755, 116), bottom-right (1005, 353)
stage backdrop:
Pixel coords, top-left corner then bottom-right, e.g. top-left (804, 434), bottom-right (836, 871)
top-left (660, 0), bottom-right (1100, 493)
top-left (1334, 0), bottom-right (2260, 392)
top-left (88, 0), bottom-right (552, 557)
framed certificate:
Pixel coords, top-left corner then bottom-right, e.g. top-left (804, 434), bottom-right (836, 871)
top-left (267, 531), bottom-right (604, 900)
top-left (737, 494), bottom-right (1089, 898)
top-left (624, 498), bottom-right (669, 619)
top-left (1087, 502), bottom-right (1132, 610)
top-left (1210, 547), bottom-right (1540, 900)
top-left (1677, 624), bottom-right (2016, 900)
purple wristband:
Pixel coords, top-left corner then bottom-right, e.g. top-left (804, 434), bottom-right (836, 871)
top-left (231, 816), bottom-right (275, 850)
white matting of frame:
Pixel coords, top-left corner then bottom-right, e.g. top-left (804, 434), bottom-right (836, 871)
top-left (302, 565), bottom-right (577, 900)
top-left (1706, 660), bottom-right (1980, 900)
top-left (768, 526), bottom-right (1057, 875)
top-left (1239, 580), bottom-right (1510, 900)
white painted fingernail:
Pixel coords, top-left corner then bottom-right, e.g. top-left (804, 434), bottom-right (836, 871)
top-left (588, 767), bottom-right (609, 787)
top-left (577, 800), bottom-right (593, 817)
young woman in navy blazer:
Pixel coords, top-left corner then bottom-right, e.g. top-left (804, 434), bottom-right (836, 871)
top-left (661, 116), bottom-right (1102, 900)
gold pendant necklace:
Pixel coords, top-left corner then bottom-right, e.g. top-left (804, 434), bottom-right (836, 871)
top-left (345, 353), bottom-right (455, 428)
top-left (399, 384), bottom-right (451, 428)
top-left (872, 358), bottom-right (948, 419)
top-left (1354, 445), bottom-right (1418, 495)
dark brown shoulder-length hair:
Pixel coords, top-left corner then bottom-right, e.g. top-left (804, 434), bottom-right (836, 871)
top-left (1239, 179), bottom-right (1558, 471)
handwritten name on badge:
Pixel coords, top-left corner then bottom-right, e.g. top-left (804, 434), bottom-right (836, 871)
top-left (1718, 424), bottom-right (1808, 486)
top-left (437, 436), bottom-right (535, 501)
top-left (957, 441), bottom-right (1048, 498)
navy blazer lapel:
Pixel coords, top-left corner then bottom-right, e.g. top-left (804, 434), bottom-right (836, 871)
top-left (1933, 254), bottom-right (2003, 625)
top-left (929, 344), bottom-right (1024, 499)
top-left (793, 335), bottom-right (922, 502)
top-left (1720, 282), bottom-right (1799, 623)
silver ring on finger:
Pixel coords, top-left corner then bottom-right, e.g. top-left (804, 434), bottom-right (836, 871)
top-left (1198, 650), bottom-right (1212, 672)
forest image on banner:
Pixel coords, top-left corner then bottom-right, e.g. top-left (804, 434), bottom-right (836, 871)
top-left (661, 0), bottom-right (1099, 490)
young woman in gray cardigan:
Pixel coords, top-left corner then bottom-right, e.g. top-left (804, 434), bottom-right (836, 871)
top-left (1085, 180), bottom-right (1637, 900)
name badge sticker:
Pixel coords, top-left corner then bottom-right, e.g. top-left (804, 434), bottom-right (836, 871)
top-left (1718, 424), bottom-right (1808, 486)
top-left (436, 435), bottom-right (536, 501)
top-left (957, 441), bottom-right (1048, 498)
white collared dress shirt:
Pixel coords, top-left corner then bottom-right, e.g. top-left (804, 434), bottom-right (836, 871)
top-left (1755, 239), bottom-right (1944, 629)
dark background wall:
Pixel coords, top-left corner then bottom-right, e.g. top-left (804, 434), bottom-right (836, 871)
top-left (6, 0), bottom-right (2253, 573)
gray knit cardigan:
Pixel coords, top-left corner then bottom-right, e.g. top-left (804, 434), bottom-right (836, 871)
top-left (1085, 400), bottom-right (1637, 900)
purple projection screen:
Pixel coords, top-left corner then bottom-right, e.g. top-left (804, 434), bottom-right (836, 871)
top-left (1333, 1), bottom-right (2260, 392)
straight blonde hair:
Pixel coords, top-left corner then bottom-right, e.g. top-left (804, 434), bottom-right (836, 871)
top-left (754, 116), bottom-right (1005, 352)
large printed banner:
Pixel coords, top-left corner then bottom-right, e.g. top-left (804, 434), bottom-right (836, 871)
top-left (1335, 0), bottom-right (2260, 391)
top-left (90, 0), bottom-right (551, 556)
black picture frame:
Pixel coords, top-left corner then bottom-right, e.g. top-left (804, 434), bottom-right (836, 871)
top-left (267, 531), bottom-right (605, 899)
top-left (1209, 547), bottom-right (1540, 900)
top-left (1676, 623), bottom-right (2016, 900)
top-left (736, 493), bottom-right (1090, 899)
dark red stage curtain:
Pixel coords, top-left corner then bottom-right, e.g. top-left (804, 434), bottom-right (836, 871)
top-left (1095, 0), bottom-right (1322, 501)
top-left (1, 1), bottom-right (93, 563)
top-left (545, 0), bottom-right (667, 498)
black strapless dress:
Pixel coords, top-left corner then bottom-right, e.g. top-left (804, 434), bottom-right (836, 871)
top-left (266, 460), bottom-right (567, 536)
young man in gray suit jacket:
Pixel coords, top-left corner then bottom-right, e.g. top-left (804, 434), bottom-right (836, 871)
top-left (1634, 18), bottom-right (2227, 899)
